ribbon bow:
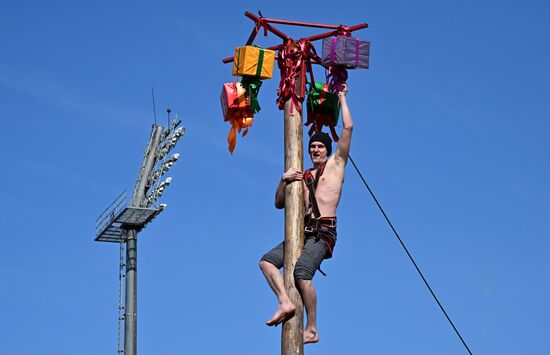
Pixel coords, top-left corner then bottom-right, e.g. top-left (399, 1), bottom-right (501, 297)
top-left (255, 11), bottom-right (269, 37)
top-left (327, 66), bottom-right (348, 93)
top-left (240, 76), bottom-right (262, 114)
top-left (276, 39), bottom-right (319, 114)
top-left (337, 25), bottom-right (352, 37)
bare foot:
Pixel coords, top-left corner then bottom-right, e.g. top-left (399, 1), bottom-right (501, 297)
top-left (266, 302), bottom-right (296, 326)
top-left (304, 328), bottom-right (319, 344)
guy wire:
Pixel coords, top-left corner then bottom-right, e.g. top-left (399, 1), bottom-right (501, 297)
top-left (348, 154), bottom-right (473, 355)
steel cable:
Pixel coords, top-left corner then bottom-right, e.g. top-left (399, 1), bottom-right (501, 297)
top-left (348, 155), bottom-right (473, 355)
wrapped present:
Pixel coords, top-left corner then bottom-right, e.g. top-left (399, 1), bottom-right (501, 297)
top-left (305, 82), bottom-right (340, 141)
top-left (220, 82), bottom-right (254, 153)
top-left (232, 45), bottom-right (276, 79)
top-left (322, 35), bottom-right (370, 69)
top-left (221, 82), bottom-right (253, 121)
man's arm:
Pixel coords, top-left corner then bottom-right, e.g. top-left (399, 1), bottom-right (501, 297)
top-left (334, 84), bottom-right (353, 166)
top-left (274, 179), bottom-right (286, 209)
top-left (275, 169), bottom-right (303, 209)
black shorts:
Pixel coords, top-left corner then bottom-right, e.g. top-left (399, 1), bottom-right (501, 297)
top-left (260, 227), bottom-right (337, 280)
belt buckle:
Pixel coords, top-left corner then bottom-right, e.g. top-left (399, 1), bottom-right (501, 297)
top-left (305, 218), bottom-right (319, 233)
top-left (320, 218), bottom-right (336, 228)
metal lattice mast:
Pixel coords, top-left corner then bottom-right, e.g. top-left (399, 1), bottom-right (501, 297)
top-left (118, 238), bottom-right (126, 354)
top-left (95, 114), bottom-right (185, 355)
top-left (123, 125), bottom-right (163, 355)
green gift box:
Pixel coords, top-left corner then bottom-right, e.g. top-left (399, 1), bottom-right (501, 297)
top-left (306, 82), bottom-right (340, 127)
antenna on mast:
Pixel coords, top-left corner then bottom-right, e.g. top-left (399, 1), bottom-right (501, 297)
top-left (151, 86), bottom-right (157, 125)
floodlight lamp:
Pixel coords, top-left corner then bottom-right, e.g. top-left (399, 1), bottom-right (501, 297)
top-left (174, 127), bottom-right (185, 137)
top-left (169, 153), bottom-right (180, 162)
top-left (157, 146), bottom-right (170, 160)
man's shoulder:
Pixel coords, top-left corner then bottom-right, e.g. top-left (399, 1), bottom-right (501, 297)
top-left (325, 155), bottom-right (337, 168)
top-left (325, 155), bottom-right (345, 175)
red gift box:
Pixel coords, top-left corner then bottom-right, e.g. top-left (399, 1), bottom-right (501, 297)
top-left (221, 82), bottom-right (253, 121)
top-left (220, 82), bottom-right (254, 153)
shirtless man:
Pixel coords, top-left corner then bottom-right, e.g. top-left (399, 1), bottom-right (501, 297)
top-left (259, 84), bottom-right (353, 344)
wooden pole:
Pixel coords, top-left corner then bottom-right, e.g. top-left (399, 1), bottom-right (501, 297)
top-left (282, 80), bottom-right (304, 355)
top-left (219, 12), bottom-right (369, 355)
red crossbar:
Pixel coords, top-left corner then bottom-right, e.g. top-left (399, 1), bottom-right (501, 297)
top-left (249, 11), bottom-right (367, 31)
top-left (222, 11), bottom-right (368, 64)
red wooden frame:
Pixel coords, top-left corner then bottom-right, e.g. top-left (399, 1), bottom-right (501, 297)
top-left (222, 11), bottom-right (368, 64)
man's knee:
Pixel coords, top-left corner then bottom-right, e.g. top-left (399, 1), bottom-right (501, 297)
top-left (259, 260), bottom-right (274, 272)
top-left (260, 243), bottom-right (284, 269)
top-left (296, 278), bottom-right (312, 291)
top-left (294, 261), bottom-right (315, 281)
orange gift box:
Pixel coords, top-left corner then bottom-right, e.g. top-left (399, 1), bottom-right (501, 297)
top-left (232, 46), bottom-right (275, 79)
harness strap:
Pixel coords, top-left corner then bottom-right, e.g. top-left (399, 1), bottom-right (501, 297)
top-left (303, 162), bottom-right (333, 276)
top-left (317, 229), bottom-right (336, 257)
top-left (304, 161), bottom-right (327, 218)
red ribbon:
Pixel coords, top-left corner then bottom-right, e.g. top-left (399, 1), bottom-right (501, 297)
top-left (255, 17), bottom-right (268, 37)
top-left (337, 25), bottom-right (352, 37)
top-left (276, 39), bottom-right (319, 115)
top-left (306, 113), bottom-right (340, 142)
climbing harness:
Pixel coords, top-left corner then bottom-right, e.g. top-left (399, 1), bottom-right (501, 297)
top-left (305, 217), bottom-right (337, 259)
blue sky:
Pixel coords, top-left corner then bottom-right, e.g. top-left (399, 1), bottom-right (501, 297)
top-left (1, 0), bottom-right (549, 354)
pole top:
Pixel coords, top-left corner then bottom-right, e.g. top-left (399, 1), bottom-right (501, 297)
top-left (222, 11), bottom-right (368, 64)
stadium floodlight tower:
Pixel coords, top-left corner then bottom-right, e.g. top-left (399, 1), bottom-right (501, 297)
top-left (95, 114), bottom-right (185, 355)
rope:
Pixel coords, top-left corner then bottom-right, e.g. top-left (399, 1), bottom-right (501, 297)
top-left (348, 155), bottom-right (473, 355)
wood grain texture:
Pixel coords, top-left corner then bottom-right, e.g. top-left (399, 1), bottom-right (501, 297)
top-left (282, 95), bottom-right (304, 355)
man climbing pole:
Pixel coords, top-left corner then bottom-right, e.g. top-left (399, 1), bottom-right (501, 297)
top-left (259, 83), bottom-right (353, 344)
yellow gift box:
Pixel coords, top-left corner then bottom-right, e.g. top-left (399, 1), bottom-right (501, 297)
top-left (232, 46), bottom-right (275, 79)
